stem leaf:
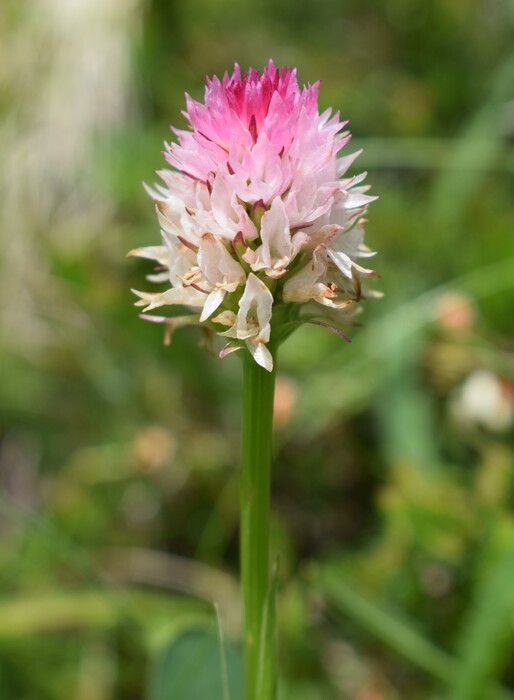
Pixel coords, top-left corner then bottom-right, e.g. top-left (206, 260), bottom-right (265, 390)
top-left (148, 628), bottom-right (244, 700)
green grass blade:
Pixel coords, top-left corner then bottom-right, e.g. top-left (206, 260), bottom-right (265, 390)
top-left (449, 548), bottom-right (514, 700)
top-left (319, 566), bottom-right (514, 700)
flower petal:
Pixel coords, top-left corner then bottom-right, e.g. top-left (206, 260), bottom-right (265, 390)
top-left (282, 246), bottom-right (329, 303)
top-left (198, 232), bottom-right (246, 290)
top-left (132, 286), bottom-right (206, 311)
top-left (246, 338), bottom-right (274, 372)
top-left (200, 288), bottom-right (226, 322)
top-left (220, 273), bottom-right (273, 344)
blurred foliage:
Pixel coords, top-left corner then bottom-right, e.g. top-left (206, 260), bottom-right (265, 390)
top-left (1, 0), bottom-right (514, 698)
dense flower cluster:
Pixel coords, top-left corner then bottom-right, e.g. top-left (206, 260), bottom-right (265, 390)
top-left (130, 61), bottom-right (379, 370)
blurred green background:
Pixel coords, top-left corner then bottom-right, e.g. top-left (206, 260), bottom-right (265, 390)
top-left (1, 0), bottom-right (514, 698)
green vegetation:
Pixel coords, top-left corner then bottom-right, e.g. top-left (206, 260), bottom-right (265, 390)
top-left (1, 0), bottom-right (513, 697)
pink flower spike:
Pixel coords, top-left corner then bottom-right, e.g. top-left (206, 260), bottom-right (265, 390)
top-left (131, 62), bottom-right (379, 369)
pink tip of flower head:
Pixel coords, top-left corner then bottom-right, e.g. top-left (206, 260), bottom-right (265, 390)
top-left (132, 61), bottom-right (379, 371)
top-left (165, 60), bottom-right (323, 189)
top-left (221, 61), bottom-right (301, 137)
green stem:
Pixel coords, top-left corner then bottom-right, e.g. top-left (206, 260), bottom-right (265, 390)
top-left (240, 346), bottom-right (277, 700)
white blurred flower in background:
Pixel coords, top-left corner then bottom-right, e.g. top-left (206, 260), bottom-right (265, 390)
top-left (451, 369), bottom-right (514, 432)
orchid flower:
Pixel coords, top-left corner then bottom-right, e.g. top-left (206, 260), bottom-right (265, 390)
top-left (130, 60), bottom-right (378, 371)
